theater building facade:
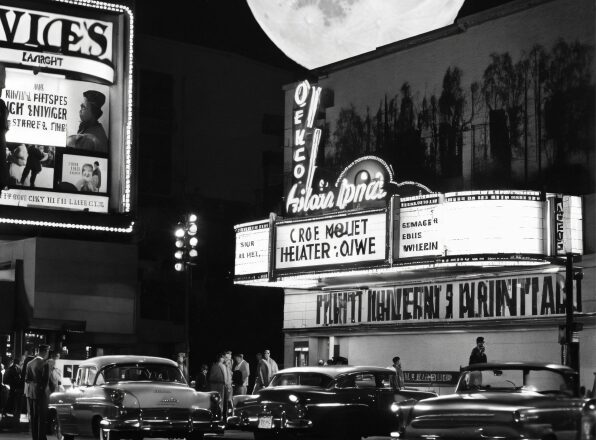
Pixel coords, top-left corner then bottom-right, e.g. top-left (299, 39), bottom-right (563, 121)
top-left (234, 0), bottom-right (596, 393)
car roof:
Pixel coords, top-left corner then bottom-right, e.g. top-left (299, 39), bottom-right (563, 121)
top-left (78, 355), bottom-right (178, 370)
top-left (274, 365), bottom-right (394, 378)
top-left (462, 362), bottom-right (577, 373)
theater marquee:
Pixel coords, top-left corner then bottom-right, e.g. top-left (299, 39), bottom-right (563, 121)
top-left (275, 210), bottom-right (388, 271)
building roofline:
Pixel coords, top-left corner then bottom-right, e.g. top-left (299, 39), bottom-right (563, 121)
top-left (310, 0), bottom-right (556, 77)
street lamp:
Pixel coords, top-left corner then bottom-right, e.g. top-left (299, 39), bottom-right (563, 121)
top-left (173, 213), bottom-right (198, 381)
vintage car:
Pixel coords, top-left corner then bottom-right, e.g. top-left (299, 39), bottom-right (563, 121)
top-left (48, 355), bottom-right (225, 440)
top-left (580, 373), bottom-right (596, 440)
top-left (227, 365), bottom-right (437, 440)
top-left (391, 362), bottom-right (584, 440)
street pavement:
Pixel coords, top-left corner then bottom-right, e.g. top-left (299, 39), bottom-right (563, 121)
top-left (0, 419), bottom-right (391, 439)
top-left (0, 415), bottom-right (391, 440)
top-left (0, 432), bottom-right (392, 440)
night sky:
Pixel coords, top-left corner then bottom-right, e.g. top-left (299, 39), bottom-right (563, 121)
top-left (135, 0), bottom-right (517, 71)
top-left (135, 0), bottom-right (303, 71)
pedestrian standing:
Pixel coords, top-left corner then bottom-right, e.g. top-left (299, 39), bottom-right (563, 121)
top-left (25, 344), bottom-right (50, 440)
top-left (257, 349), bottom-right (278, 390)
top-left (392, 356), bottom-right (405, 389)
top-left (176, 353), bottom-right (188, 383)
top-left (207, 354), bottom-right (226, 412)
top-left (232, 354), bottom-right (250, 396)
top-left (46, 351), bottom-right (62, 395)
top-left (223, 350), bottom-right (234, 415)
top-left (251, 353), bottom-right (264, 394)
top-left (195, 364), bottom-right (208, 392)
top-left (2, 354), bottom-right (25, 428)
top-left (469, 336), bottom-right (487, 365)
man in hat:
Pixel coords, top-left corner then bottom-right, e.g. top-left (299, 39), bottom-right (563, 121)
top-left (469, 336), bottom-right (487, 365)
top-left (67, 90), bottom-right (108, 153)
top-left (25, 345), bottom-right (50, 440)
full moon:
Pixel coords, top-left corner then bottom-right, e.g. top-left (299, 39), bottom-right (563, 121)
top-left (247, 0), bottom-right (466, 70)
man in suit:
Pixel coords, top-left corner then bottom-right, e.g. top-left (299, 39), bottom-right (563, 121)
top-left (25, 345), bottom-right (50, 440)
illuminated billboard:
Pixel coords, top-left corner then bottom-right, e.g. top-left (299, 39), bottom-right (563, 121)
top-left (0, 0), bottom-right (134, 233)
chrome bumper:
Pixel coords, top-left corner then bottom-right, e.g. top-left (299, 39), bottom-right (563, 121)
top-left (100, 415), bottom-right (225, 436)
top-left (227, 414), bottom-right (313, 431)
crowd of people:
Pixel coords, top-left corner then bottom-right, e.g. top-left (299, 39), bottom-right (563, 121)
top-left (0, 344), bottom-right (63, 438)
top-left (190, 349), bottom-right (279, 415)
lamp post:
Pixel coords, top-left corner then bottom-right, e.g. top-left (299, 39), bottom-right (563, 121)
top-left (174, 213), bottom-right (198, 381)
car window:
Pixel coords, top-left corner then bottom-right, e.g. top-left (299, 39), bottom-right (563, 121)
top-left (458, 368), bottom-right (574, 395)
top-left (75, 367), bottom-right (85, 387)
top-left (375, 372), bottom-right (394, 389)
top-left (100, 363), bottom-right (186, 384)
top-left (84, 367), bottom-right (97, 386)
top-left (524, 370), bottom-right (573, 396)
top-left (269, 372), bottom-right (333, 388)
top-left (355, 373), bottom-right (376, 388)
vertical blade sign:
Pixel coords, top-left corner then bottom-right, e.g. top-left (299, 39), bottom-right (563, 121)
top-left (289, 80), bottom-right (322, 213)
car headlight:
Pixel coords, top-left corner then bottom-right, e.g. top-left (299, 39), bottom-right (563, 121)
top-left (288, 394), bottom-right (299, 403)
top-left (391, 402), bottom-right (399, 413)
top-left (108, 389), bottom-right (125, 407)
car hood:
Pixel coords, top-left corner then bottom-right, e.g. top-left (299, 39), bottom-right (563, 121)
top-left (107, 382), bottom-right (210, 409)
top-left (413, 391), bottom-right (579, 413)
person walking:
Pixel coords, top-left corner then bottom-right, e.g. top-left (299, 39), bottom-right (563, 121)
top-left (469, 336), bottom-right (487, 365)
top-left (24, 345), bottom-right (50, 440)
top-left (392, 356), bottom-right (405, 389)
top-left (232, 354), bottom-right (250, 396)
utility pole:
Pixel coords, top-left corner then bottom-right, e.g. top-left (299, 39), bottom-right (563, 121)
top-left (174, 213), bottom-right (198, 382)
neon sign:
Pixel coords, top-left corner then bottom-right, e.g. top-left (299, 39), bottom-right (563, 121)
top-left (287, 80), bottom-right (429, 216)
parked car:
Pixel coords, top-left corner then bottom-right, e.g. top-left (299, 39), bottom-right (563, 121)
top-left (391, 362), bottom-right (584, 440)
top-left (580, 373), bottom-right (596, 440)
top-left (48, 355), bottom-right (225, 440)
top-left (228, 365), bottom-right (437, 440)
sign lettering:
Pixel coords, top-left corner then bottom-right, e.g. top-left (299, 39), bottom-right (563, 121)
top-left (276, 212), bottom-right (387, 270)
top-left (310, 273), bottom-right (580, 326)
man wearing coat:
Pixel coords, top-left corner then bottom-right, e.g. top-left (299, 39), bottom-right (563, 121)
top-left (25, 345), bottom-right (50, 440)
top-left (257, 350), bottom-right (278, 389)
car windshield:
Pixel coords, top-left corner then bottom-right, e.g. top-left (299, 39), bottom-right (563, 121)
top-left (457, 367), bottom-right (575, 396)
top-left (97, 363), bottom-right (186, 384)
top-left (269, 372), bottom-right (333, 388)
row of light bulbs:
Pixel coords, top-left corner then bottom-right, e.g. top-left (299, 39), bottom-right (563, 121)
top-left (174, 214), bottom-right (198, 271)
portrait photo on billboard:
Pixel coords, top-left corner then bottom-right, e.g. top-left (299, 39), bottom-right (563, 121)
top-left (6, 142), bottom-right (55, 189)
top-left (0, 0), bottom-right (134, 228)
top-left (2, 68), bottom-right (111, 152)
top-left (55, 152), bottom-right (108, 195)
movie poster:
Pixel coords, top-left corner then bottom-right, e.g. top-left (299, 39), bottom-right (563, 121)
top-left (4, 69), bottom-right (110, 150)
top-left (0, 1), bottom-right (131, 221)
top-left (60, 154), bottom-right (108, 194)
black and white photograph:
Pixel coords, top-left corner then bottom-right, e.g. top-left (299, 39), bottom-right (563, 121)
top-left (0, 1), bottom-right (594, 440)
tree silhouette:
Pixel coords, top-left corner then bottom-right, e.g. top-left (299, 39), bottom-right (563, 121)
top-left (438, 67), bottom-right (465, 177)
